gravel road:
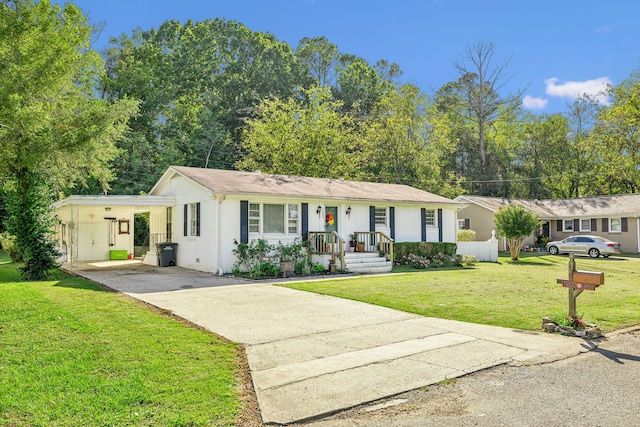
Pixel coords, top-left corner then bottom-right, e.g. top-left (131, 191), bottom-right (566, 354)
top-left (293, 329), bottom-right (640, 427)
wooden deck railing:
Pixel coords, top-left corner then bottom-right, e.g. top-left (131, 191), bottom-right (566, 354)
top-left (353, 231), bottom-right (394, 261)
top-left (308, 231), bottom-right (394, 268)
top-left (307, 231), bottom-right (345, 269)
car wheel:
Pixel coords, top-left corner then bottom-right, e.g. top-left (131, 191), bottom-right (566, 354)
top-left (588, 248), bottom-right (600, 258)
top-left (548, 246), bottom-right (559, 255)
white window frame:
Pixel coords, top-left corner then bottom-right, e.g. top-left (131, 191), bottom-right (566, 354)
top-left (374, 207), bottom-right (387, 226)
top-left (288, 204), bottom-right (299, 234)
top-left (563, 219), bottom-right (574, 232)
top-left (580, 218), bottom-right (591, 232)
top-left (425, 209), bottom-right (436, 227)
top-left (189, 203), bottom-right (199, 236)
top-left (249, 203), bottom-right (260, 233)
top-left (457, 219), bottom-right (466, 230)
top-left (610, 218), bottom-right (622, 233)
top-left (248, 202), bottom-right (300, 236)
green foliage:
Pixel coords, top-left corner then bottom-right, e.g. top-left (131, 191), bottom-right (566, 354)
top-left (457, 229), bottom-right (476, 242)
top-left (395, 253), bottom-right (462, 269)
top-left (460, 254), bottom-right (478, 267)
top-left (231, 238), bottom-right (275, 278)
top-left (0, 231), bottom-right (21, 262)
top-left (102, 18), bottom-right (306, 193)
top-left (5, 172), bottom-right (59, 280)
top-left (237, 86), bottom-right (363, 178)
top-left (0, 0), bottom-right (136, 280)
top-left (311, 262), bottom-right (326, 274)
top-left (393, 242), bottom-right (457, 260)
top-left (494, 205), bottom-right (540, 261)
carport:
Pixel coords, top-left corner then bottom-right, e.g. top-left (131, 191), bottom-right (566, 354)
top-left (54, 195), bottom-right (175, 268)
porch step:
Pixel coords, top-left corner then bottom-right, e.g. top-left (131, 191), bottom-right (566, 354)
top-left (343, 252), bottom-right (392, 274)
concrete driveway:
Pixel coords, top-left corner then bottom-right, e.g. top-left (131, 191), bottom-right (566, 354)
top-left (67, 262), bottom-right (599, 425)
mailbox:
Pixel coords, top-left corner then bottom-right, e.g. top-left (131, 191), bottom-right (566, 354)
top-left (573, 270), bottom-right (604, 286)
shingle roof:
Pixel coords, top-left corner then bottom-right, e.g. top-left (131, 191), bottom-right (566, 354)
top-left (540, 194), bottom-right (640, 218)
top-left (456, 194), bottom-right (640, 218)
top-left (455, 195), bottom-right (556, 217)
top-left (159, 166), bottom-right (462, 206)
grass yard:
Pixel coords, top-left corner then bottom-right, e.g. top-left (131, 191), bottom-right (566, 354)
top-left (283, 253), bottom-right (640, 332)
top-left (0, 250), bottom-right (245, 427)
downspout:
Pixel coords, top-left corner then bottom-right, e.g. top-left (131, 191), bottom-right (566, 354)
top-left (216, 194), bottom-right (226, 275)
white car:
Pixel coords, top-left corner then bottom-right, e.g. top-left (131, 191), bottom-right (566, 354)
top-left (546, 235), bottom-right (622, 258)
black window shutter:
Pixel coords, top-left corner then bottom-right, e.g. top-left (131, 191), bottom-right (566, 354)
top-left (369, 206), bottom-right (375, 232)
top-left (196, 202), bottom-right (201, 236)
top-left (602, 218), bottom-right (609, 233)
top-left (421, 208), bottom-right (426, 242)
top-left (573, 219), bottom-right (580, 231)
top-left (438, 209), bottom-right (443, 242)
top-left (240, 201), bottom-right (249, 244)
top-left (464, 218), bottom-right (470, 230)
top-left (556, 221), bottom-right (562, 232)
top-left (183, 204), bottom-right (188, 236)
top-left (591, 218), bottom-right (597, 231)
top-left (622, 217), bottom-right (628, 232)
top-left (389, 207), bottom-right (395, 240)
top-left (301, 203), bottom-right (309, 241)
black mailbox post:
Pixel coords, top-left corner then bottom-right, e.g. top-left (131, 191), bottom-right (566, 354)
top-left (156, 242), bottom-right (178, 267)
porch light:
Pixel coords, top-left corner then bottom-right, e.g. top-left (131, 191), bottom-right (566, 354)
top-left (316, 205), bottom-right (322, 215)
top-left (346, 206), bottom-right (351, 217)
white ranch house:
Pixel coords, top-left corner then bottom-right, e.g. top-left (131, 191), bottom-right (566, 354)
top-left (54, 166), bottom-right (467, 274)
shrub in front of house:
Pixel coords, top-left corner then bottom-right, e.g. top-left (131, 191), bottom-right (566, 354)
top-left (232, 238), bottom-right (311, 278)
top-left (457, 229), bottom-right (476, 242)
top-left (393, 242), bottom-right (457, 260)
top-left (395, 252), bottom-right (462, 269)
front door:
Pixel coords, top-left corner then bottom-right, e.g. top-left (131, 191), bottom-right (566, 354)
top-left (325, 206), bottom-right (338, 233)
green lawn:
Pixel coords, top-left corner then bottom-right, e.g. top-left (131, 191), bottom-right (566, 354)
top-left (0, 251), bottom-right (243, 427)
top-left (283, 253), bottom-right (640, 332)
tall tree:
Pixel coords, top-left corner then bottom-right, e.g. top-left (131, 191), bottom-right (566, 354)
top-left (452, 42), bottom-right (524, 195)
top-left (512, 113), bottom-right (571, 199)
top-left (591, 71), bottom-right (640, 193)
top-left (295, 36), bottom-right (341, 88)
top-left (361, 84), bottom-right (460, 196)
top-left (236, 86), bottom-right (361, 178)
top-left (0, 0), bottom-right (137, 279)
top-left (563, 96), bottom-right (601, 197)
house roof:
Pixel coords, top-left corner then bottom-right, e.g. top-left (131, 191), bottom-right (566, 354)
top-left (454, 195), bottom-right (556, 217)
top-left (153, 166), bottom-right (464, 207)
top-left (455, 194), bottom-right (640, 218)
top-left (540, 194), bottom-right (640, 218)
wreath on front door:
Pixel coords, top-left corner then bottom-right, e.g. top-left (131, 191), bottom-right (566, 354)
top-left (326, 211), bottom-right (335, 226)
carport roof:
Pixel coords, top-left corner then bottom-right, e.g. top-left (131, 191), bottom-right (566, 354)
top-left (54, 195), bottom-right (175, 209)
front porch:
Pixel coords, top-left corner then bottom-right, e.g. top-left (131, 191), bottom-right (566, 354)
top-left (308, 231), bottom-right (394, 274)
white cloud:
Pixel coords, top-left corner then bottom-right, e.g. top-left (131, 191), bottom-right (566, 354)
top-left (522, 95), bottom-right (548, 110)
top-left (545, 77), bottom-right (612, 105)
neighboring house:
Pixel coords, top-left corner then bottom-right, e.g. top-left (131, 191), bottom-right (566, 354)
top-left (55, 166), bottom-right (466, 274)
top-left (455, 194), bottom-right (640, 253)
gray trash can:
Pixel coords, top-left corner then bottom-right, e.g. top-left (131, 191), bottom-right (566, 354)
top-left (156, 242), bottom-right (178, 267)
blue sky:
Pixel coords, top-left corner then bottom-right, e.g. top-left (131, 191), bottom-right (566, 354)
top-left (69, 0), bottom-right (640, 114)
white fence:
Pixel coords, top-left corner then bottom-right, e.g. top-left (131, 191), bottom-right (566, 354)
top-left (456, 238), bottom-right (499, 262)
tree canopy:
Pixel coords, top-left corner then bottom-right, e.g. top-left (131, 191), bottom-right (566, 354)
top-left (0, 0), bottom-right (137, 279)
